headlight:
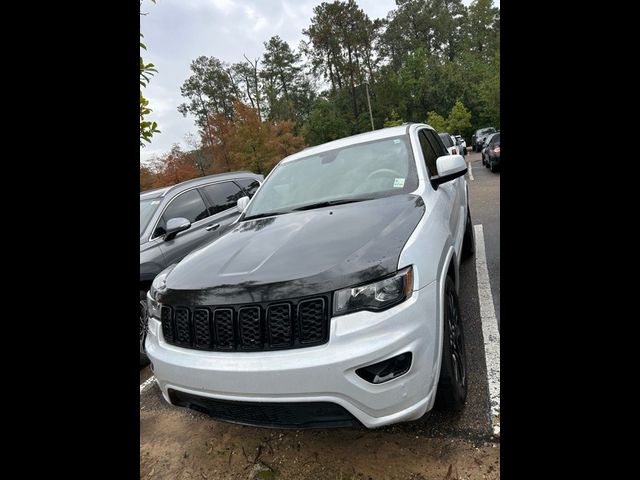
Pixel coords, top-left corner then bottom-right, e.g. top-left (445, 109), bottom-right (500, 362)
top-left (147, 290), bottom-right (161, 320)
top-left (333, 266), bottom-right (413, 316)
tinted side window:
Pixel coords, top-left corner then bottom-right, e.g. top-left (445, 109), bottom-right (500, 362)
top-left (438, 133), bottom-right (453, 148)
top-left (153, 189), bottom-right (208, 238)
top-left (425, 130), bottom-right (449, 157)
top-left (200, 181), bottom-right (244, 215)
top-left (235, 178), bottom-right (260, 198)
top-left (418, 130), bottom-right (439, 178)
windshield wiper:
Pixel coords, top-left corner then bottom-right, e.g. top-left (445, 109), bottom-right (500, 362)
top-left (291, 197), bottom-right (376, 212)
top-left (242, 210), bottom-right (291, 221)
top-left (243, 197), bottom-right (377, 220)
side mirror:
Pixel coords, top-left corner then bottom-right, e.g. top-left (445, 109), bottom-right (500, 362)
top-left (432, 155), bottom-right (467, 187)
top-left (164, 217), bottom-right (191, 241)
top-left (237, 196), bottom-right (250, 212)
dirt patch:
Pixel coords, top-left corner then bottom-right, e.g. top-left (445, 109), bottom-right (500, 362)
top-left (140, 400), bottom-right (499, 480)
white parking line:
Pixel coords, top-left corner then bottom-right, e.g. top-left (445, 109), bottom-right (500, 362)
top-left (473, 224), bottom-right (500, 437)
top-left (468, 161), bottom-right (474, 181)
top-left (140, 375), bottom-right (156, 394)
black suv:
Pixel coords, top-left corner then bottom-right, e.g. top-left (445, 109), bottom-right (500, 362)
top-left (140, 172), bottom-right (263, 365)
top-left (471, 127), bottom-right (496, 152)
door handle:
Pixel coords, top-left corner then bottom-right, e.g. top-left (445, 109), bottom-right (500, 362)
top-left (206, 223), bottom-right (220, 231)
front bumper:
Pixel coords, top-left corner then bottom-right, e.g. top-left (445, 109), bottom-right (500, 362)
top-left (145, 281), bottom-right (441, 429)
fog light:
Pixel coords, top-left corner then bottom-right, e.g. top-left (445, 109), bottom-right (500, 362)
top-left (356, 352), bottom-right (412, 384)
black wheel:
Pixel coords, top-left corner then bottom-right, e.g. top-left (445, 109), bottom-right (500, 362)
top-left (435, 275), bottom-right (468, 411)
top-left (140, 289), bottom-right (150, 367)
top-left (484, 154), bottom-right (490, 168)
top-left (490, 158), bottom-right (498, 173)
top-left (462, 207), bottom-right (475, 260)
top-left (481, 155), bottom-right (485, 166)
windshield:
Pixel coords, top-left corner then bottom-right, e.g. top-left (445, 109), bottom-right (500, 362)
top-left (438, 133), bottom-right (453, 148)
top-left (243, 135), bottom-right (418, 219)
top-left (479, 128), bottom-right (496, 135)
top-left (490, 134), bottom-right (500, 144)
top-left (140, 197), bottom-right (162, 237)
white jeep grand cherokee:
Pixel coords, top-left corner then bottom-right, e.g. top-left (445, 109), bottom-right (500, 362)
top-left (145, 123), bottom-right (475, 429)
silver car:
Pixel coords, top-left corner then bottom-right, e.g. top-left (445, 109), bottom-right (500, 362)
top-left (145, 124), bottom-right (474, 428)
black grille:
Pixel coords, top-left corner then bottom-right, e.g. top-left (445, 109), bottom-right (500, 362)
top-left (168, 389), bottom-right (357, 428)
top-left (193, 309), bottom-right (211, 349)
top-left (298, 298), bottom-right (326, 343)
top-left (175, 307), bottom-right (192, 345)
top-left (160, 295), bottom-right (330, 352)
top-left (214, 308), bottom-right (234, 350)
top-left (239, 306), bottom-right (262, 349)
top-left (267, 303), bottom-right (292, 346)
top-left (160, 306), bottom-right (174, 342)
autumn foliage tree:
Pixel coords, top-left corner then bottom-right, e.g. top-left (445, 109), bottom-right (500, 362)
top-left (139, 102), bottom-right (306, 192)
top-left (207, 102), bottom-right (305, 175)
top-left (140, 164), bottom-right (157, 191)
top-left (145, 145), bottom-right (201, 189)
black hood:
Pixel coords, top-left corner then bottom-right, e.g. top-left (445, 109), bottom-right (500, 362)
top-left (158, 194), bottom-right (425, 306)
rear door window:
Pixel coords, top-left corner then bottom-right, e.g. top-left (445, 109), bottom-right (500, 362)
top-left (234, 178), bottom-right (261, 198)
top-left (200, 181), bottom-right (245, 216)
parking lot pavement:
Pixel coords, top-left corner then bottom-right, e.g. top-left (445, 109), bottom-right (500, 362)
top-left (140, 156), bottom-right (501, 478)
top-left (466, 151), bottom-right (500, 327)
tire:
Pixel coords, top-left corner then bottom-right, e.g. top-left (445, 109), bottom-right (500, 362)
top-left (490, 158), bottom-right (498, 173)
top-left (461, 206), bottom-right (475, 260)
top-left (140, 289), bottom-right (150, 367)
top-left (435, 276), bottom-right (468, 411)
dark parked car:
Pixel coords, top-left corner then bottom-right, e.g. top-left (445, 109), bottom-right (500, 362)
top-left (482, 133), bottom-right (501, 172)
top-left (140, 172), bottom-right (263, 365)
top-left (471, 127), bottom-right (496, 152)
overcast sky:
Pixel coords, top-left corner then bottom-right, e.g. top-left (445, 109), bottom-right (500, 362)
top-left (140, 0), bottom-right (498, 162)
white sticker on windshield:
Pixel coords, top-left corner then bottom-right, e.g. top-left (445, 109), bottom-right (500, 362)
top-left (151, 200), bottom-right (160, 205)
top-left (393, 139), bottom-right (400, 144)
top-left (393, 178), bottom-right (405, 188)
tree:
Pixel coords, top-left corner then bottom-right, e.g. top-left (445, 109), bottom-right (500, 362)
top-left (259, 36), bottom-right (318, 132)
top-left (446, 100), bottom-right (472, 135)
top-left (301, 98), bottom-right (351, 146)
top-left (151, 145), bottom-right (201, 187)
top-left (383, 109), bottom-right (404, 127)
top-left (232, 57), bottom-right (263, 119)
top-left (178, 56), bottom-right (240, 158)
top-left (462, 0), bottom-right (500, 62)
top-left (426, 111), bottom-right (448, 132)
top-left (140, 163), bottom-right (157, 191)
top-left (183, 133), bottom-right (212, 176)
top-left (303, 1), bottom-right (378, 119)
top-left (195, 102), bottom-right (305, 176)
top-left (140, 0), bottom-right (160, 146)
top-left (381, 0), bottom-right (467, 68)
